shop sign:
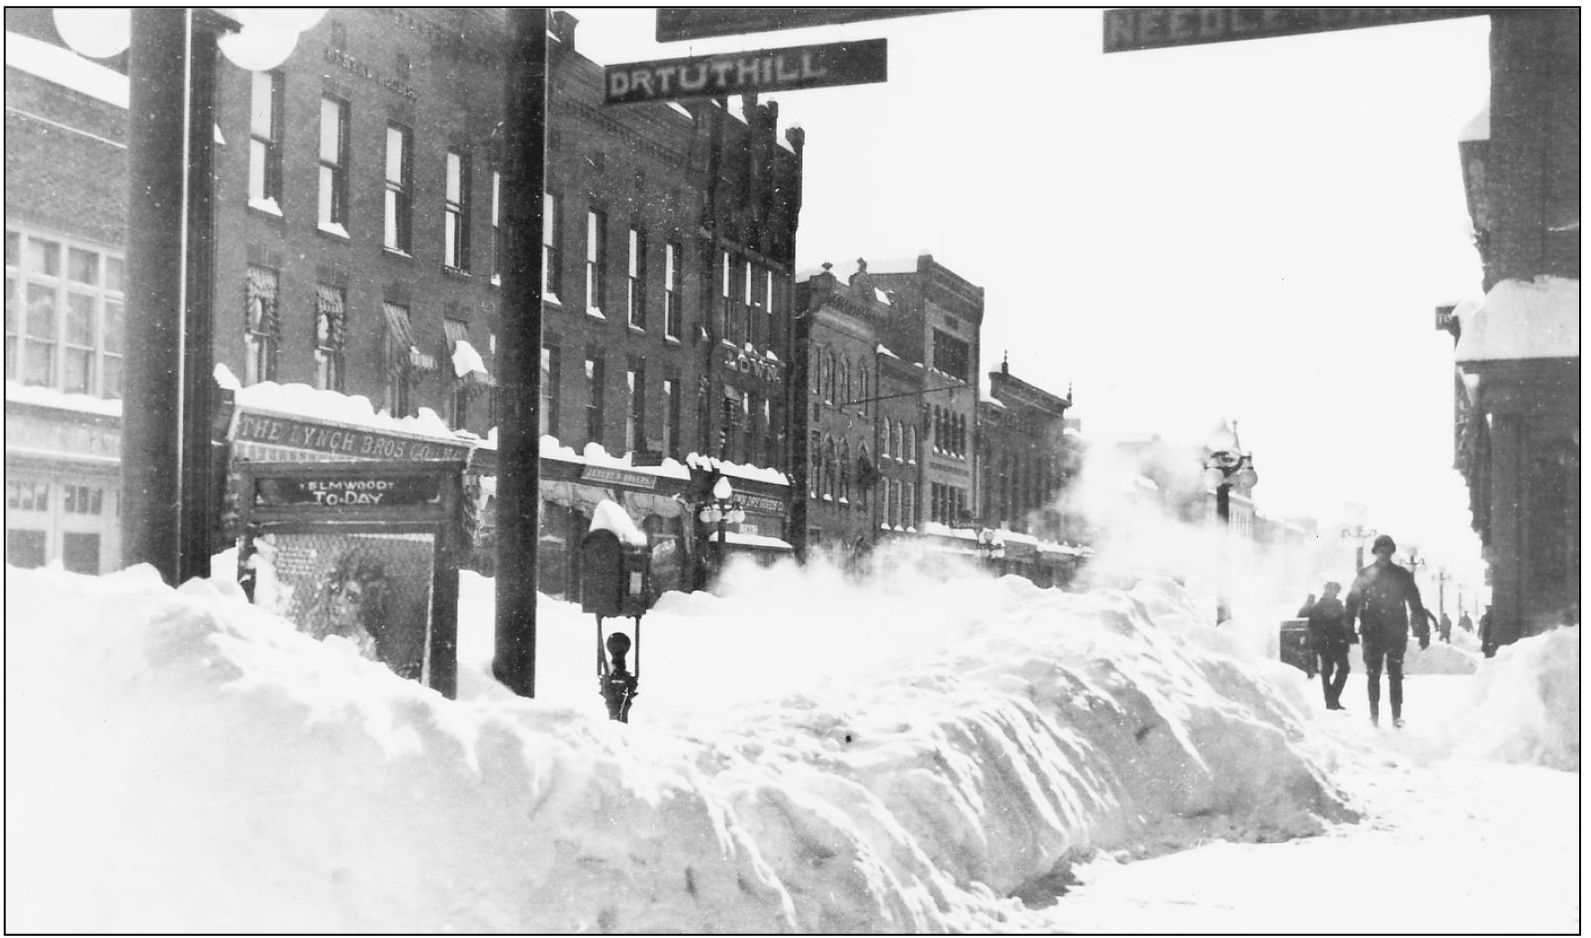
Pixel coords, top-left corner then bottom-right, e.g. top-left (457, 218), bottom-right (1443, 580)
top-left (581, 465), bottom-right (659, 490)
top-left (233, 410), bottom-right (471, 462)
top-left (1102, 8), bottom-right (1486, 53)
top-left (722, 347), bottom-right (783, 385)
top-left (737, 493), bottom-right (786, 514)
top-left (252, 475), bottom-right (443, 510)
top-left (605, 39), bottom-right (887, 105)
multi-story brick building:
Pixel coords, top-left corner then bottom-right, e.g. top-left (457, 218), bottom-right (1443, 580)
top-left (1447, 8), bottom-right (1579, 645)
top-left (5, 10), bottom-right (806, 591)
top-left (977, 354), bottom-right (1073, 537)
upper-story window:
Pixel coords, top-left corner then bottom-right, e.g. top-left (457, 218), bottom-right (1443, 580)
top-left (905, 424), bottom-right (917, 464)
top-left (585, 208), bottom-right (607, 313)
top-left (314, 284), bottom-right (345, 392)
top-left (248, 71), bottom-right (283, 212)
top-left (540, 341), bottom-right (561, 437)
top-left (317, 96), bottom-right (350, 235)
top-left (718, 250), bottom-right (733, 340)
top-left (542, 192), bottom-right (563, 300)
top-left (585, 347), bottom-right (606, 447)
top-left (243, 265), bottom-right (280, 386)
top-left (444, 150), bottom-right (472, 271)
top-left (383, 123), bottom-right (413, 253)
top-left (490, 171), bottom-right (503, 284)
top-left (5, 230), bottom-right (123, 398)
top-left (932, 329), bottom-right (971, 382)
top-left (626, 226), bottom-right (647, 329)
top-left (742, 260), bottom-right (755, 346)
top-left (663, 241), bottom-right (681, 340)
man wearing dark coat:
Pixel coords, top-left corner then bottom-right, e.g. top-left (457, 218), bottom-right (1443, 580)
top-left (1345, 534), bottom-right (1429, 728)
top-left (1307, 581), bottom-right (1353, 710)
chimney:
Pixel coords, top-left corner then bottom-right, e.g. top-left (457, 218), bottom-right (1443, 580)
top-left (549, 10), bottom-right (577, 51)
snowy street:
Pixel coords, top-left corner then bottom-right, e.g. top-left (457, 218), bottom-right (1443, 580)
top-left (1041, 675), bottom-right (1581, 933)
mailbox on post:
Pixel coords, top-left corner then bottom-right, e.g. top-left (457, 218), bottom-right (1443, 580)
top-left (234, 458), bottom-right (467, 699)
top-left (580, 501), bottom-right (654, 722)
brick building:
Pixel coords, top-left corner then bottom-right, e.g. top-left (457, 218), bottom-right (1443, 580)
top-left (5, 10), bottom-right (806, 589)
top-left (977, 354), bottom-right (1073, 536)
top-left (1447, 9), bottom-right (1580, 644)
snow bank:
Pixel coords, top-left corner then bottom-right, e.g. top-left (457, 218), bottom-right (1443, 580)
top-left (5, 549), bottom-right (1384, 932)
top-left (1446, 629), bottom-right (1579, 771)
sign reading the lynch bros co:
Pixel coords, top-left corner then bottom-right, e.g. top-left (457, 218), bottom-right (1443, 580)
top-left (605, 38), bottom-right (887, 105)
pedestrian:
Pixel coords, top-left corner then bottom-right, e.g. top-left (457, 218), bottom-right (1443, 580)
top-left (1438, 611), bottom-right (1453, 644)
top-left (1458, 610), bottom-right (1474, 634)
top-left (1307, 581), bottom-right (1353, 710)
top-left (1479, 606), bottom-right (1495, 658)
top-left (1345, 534), bottom-right (1429, 728)
top-left (1297, 592), bottom-right (1317, 618)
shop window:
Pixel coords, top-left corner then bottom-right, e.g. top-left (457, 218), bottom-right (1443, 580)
top-left (62, 532), bottom-right (100, 575)
top-left (5, 231), bottom-right (123, 398)
top-left (6, 529), bottom-right (45, 569)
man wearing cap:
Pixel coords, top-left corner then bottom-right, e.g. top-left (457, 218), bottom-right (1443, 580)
top-left (1307, 581), bottom-right (1353, 710)
top-left (1345, 534), bottom-right (1429, 728)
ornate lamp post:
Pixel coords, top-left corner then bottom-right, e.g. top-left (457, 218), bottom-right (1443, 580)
top-left (697, 476), bottom-right (746, 579)
top-left (1435, 567), bottom-right (1452, 618)
top-left (1340, 522), bottom-right (1378, 572)
top-left (1203, 425), bottom-right (1258, 624)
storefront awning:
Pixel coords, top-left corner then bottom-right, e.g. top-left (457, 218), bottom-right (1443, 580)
top-left (719, 531), bottom-right (793, 553)
top-left (1455, 276), bottom-right (1579, 363)
top-left (384, 304), bottom-right (439, 373)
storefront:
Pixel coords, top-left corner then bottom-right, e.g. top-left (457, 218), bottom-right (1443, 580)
top-left (4, 389), bottom-right (123, 574)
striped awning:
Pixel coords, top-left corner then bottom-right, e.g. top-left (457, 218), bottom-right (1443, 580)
top-left (384, 303), bottom-right (439, 373)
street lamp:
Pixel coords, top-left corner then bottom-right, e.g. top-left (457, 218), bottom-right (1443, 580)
top-left (1203, 425), bottom-right (1258, 625)
top-left (1340, 523), bottom-right (1377, 572)
top-left (697, 475), bottom-right (746, 578)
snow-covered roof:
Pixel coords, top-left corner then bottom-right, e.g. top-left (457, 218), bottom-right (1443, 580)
top-left (1459, 102), bottom-right (1489, 143)
top-left (5, 30), bottom-right (224, 144)
top-left (218, 364), bottom-right (460, 442)
top-left (719, 531), bottom-right (793, 551)
top-left (1455, 276), bottom-right (1579, 363)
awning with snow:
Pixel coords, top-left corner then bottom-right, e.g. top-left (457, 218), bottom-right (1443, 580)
top-left (1455, 276), bottom-right (1579, 363)
top-left (383, 303), bottom-right (438, 374)
top-left (443, 320), bottom-right (495, 392)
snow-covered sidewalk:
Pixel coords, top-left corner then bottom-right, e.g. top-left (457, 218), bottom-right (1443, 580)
top-left (1040, 674), bottom-right (1581, 933)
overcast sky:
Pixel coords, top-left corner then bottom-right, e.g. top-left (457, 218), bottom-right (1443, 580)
top-left (566, 7), bottom-right (1493, 572)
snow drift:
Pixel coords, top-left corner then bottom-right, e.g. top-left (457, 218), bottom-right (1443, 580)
top-left (2, 550), bottom-right (1559, 933)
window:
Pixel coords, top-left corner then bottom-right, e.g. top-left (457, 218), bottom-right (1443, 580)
top-left (491, 171), bottom-right (503, 282)
top-left (445, 318), bottom-right (472, 428)
top-left (318, 96), bottom-right (349, 234)
top-left (719, 250), bottom-right (732, 340)
top-left (823, 350), bottom-right (836, 402)
top-left (809, 345), bottom-right (822, 395)
top-left (881, 419), bottom-right (892, 461)
top-left (244, 265), bottom-right (280, 385)
top-left (662, 376), bottom-right (679, 459)
top-left (840, 440), bottom-right (852, 503)
top-left (6, 232), bottom-right (123, 398)
top-left (837, 359), bottom-right (849, 407)
top-left (857, 366), bottom-right (869, 416)
top-left (892, 420), bottom-right (904, 463)
top-left (248, 71), bottom-right (283, 210)
top-left (663, 242), bottom-right (681, 340)
top-left (932, 329), bottom-right (971, 382)
top-left (382, 302), bottom-right (414, 417)
top-left (314, 284), bottom-right (345, 392)
top-left (445, 150), bottom-right (472, 270)
top-left (543, 192), bottom-right (563, 300)
top-left (585, 348), bottom-right (605, 448)
top-left (625, 359), bottom-right (645, 453)
top-left (585, 209), bottom-right (607, 312)
top-left (742, 260), bottom-right (755, 346)
top-left (881, 477), bottom-right (893, 527)
top-left (809, 431), bottom-right (822, 497)
top-left (383, 123), bottom-right (413, 253)
top-left (904, 482), bottom-right (916, 527)
top-left (906, 424), bottom-right (917, 464)
top-left (626, 226), bottom-right (647, 329)
top-left (540, 342), bottom-right (561, 437)
top-left (823, 436), bottom-right (837, 498)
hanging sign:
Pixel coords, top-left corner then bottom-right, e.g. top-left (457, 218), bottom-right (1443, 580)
top-left (605, 39), bottom-right (887, 105)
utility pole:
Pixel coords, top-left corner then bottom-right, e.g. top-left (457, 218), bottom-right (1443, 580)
top-left (493, 8), bottom-right (548, 697)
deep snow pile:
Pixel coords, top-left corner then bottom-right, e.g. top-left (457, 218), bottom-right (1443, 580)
top-left (1444, 627), bottom-right (1580, 771)
top-left (0, 549), bottom-right (1472, 934)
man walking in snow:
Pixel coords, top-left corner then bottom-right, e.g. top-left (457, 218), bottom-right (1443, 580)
top-left (1345, 534), bottom-right (1429, 728)
top-left (1307, 581), bottom-right (1352, 710)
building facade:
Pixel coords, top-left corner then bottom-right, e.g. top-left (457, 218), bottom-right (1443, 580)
top-left (978, 355), bottom-right (1073, 537)
top-left (5, 10), bottom-right (805, 589)
top-left (1447, 8), bottom-right (1580, 644)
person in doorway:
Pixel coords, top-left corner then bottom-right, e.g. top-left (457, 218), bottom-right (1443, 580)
top-left (1307, 581), bottom-right (1353, 710)
top-left (1345, 534), bottom-right (1429, 728)
top-left (1438, 611), bottom-right (1453, 644)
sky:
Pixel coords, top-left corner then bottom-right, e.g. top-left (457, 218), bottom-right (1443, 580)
top-left (5, 544), bottom-right (1578, 932)
top-left (565, 7), bottom-right (1494, 574)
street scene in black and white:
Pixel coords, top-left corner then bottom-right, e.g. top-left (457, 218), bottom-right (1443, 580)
top-left (4, 6), bottom-right (1579, 933)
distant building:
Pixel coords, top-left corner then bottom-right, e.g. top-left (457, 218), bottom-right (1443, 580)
top-left (1447, 8), bottom-right (1579, 643)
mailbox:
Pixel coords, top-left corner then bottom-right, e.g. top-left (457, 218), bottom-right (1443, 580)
top-left (580, 529), bottom-right (653, 619)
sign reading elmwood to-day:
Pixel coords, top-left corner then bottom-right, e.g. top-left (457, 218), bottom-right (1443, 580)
top-left (604, 38), bottom-right (887, 105)
top-left (253, 475), bottom-right (444, 509)
top-left (1102, 7), bottom-right (1488, 53)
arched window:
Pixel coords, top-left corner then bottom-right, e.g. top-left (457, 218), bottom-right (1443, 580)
top-left (824, 435), bottom-right (837, 497)
top-left (892, 420), bottom-right (904, 462)
top-left (857, 444), bottom-right (871, 509)
top-left (840, 440), bottom-right (851, 502)
top-left (905, 425), bottom-right (917, 464)
top-left (809, 431), bottom-right (821, 496)
top-left (824, 350), bottom-right (836, 402)
top-left (857, 366), bottom-right (869, 415)
top-left (836, 359), bottom-right (849, 406)
top-left (809, 345), bottom-right (822, 394)
top-left (881, 477), bottom-right (893, 527)
top-left (903, 482), bottom-right (916, 527)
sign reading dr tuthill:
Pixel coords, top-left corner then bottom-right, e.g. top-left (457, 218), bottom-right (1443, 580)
top-left (1102, 7), bottom-right (1487, 53)
top-left (604, 38), bottom-right (887, 106)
